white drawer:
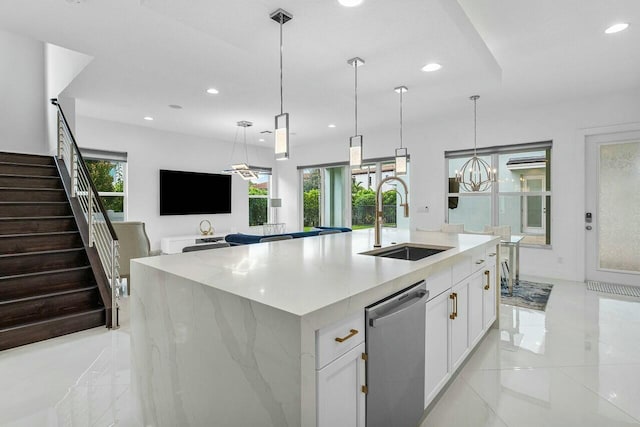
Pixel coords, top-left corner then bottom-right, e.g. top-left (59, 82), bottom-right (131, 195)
top-left (452, 255), bottom-right (472, 283)
top-left (471, 247), bottom-right (487, 272)
top-left (485, 244), bottom-right (498, 263)
top-left (316, 311), bottom-right (365, 370)
top-left (426, 267), bottom-right (452, 301)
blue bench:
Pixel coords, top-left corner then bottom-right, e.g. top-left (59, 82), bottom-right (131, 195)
top-left (225, 227), bottom-right (351, 245)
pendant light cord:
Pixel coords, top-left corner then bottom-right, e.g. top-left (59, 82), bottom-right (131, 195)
top-left (279, 15), bottom-right (284, 115)
top-left (399, 89), bottom-right (403, 149)
top-left (243, 126), bottom-right (249, 164)
top-left (473, 96), bottom-right (477, 156)
top-left (354, 61), bottom-right (358, 136)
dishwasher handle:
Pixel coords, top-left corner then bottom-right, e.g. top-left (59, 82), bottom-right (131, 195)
top-left (369, 289), bottom-right (429, 328)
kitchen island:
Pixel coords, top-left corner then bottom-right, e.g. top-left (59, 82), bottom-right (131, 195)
top-left (130, 229), bottom-right (500, 427)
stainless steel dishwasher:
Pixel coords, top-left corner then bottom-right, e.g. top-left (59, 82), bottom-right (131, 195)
top-left (365, 280), bottom-right (428, 427)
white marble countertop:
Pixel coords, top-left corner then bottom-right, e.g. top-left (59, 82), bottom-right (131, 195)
top-left (135, 228), bottom-right (499, 317)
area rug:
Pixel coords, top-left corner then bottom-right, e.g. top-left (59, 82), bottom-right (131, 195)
top-left (501, 280), bottom-right (553, 311)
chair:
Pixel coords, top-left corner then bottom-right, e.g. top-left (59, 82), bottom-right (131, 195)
top-left (259, 235), bottom-right (293, 243)
top-left (112, 221), bottom-right (151, 295)
top-left (318, 229), bottom-right (341, 235)
top-left (484, 225), bottom-right (513, 287)
top-left (440, 223), bottom-right (465, 233)
top-left (483, 225), bottom-right (511, 240)
top-left (182, 242), bottom-right (230, 252)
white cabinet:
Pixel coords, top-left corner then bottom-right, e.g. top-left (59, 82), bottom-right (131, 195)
top-left (424, 243), bottom-right (499, 409)
top-left (424, 290), bottom-right (451, 406)
top-left (449, 279), bottom-right (469, 371)
top-left (316, 313), bottom-right (365, 427)
top-left (317, 342), bottom-right (366, 427)
top-left (468, 270), bottom-right (485, 348)
top-left (483, 264), bottom-right (497, 330)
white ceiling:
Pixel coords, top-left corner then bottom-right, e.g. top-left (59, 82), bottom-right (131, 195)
top-left (0, 0), bottom-right (638, 148)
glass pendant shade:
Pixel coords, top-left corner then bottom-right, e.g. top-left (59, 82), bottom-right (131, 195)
top-left (275, 113), bottom-right (289, 160)
top-left (395, 147), bottom-right (408, 175)
top-left (350, 135), bottom-right (363, 167)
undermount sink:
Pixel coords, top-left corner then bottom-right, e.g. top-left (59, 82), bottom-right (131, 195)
top-left (361, 244), bottom-right (452, 261)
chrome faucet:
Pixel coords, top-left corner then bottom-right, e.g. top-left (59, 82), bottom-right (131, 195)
top-left (374, 176), bottom-right (409, 248)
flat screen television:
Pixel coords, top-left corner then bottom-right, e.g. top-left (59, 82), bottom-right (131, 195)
top-left (160, 169), bottom-right (232, 215)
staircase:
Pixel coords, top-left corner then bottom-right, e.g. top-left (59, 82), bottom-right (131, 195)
top-left (0, 151), bottom-right (106, 351)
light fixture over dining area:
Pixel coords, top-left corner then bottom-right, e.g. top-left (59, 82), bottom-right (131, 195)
top-left (270, 8), bottom-right (293, 161)
top-left (455, 95), bottom-right (496, 192)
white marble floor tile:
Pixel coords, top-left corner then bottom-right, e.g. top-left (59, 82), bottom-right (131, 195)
top-left (419, 376), bottom-right (509, 427)
top-left (463, 367), bottom-right (640, 427)
top-left (560, 365), bottom-right (640, 422)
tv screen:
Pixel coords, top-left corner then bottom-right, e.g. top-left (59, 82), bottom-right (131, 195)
top-left (160, 169), bottom-right (232, 215)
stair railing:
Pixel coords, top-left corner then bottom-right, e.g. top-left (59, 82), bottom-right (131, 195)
top-left (51, 99), bottom-right (120, 330)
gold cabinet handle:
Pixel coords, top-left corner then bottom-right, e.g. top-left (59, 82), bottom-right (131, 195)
top-left (454, 292), bottom-right (458, 318)
top-left (449, 292), bottom-right (458, 319)
top-left (449, 293), bottom-right (456, 319)
top-left (335, 329), bottom-right (359, 343)
top-left (475, 259), bottom-right (485, 264)
top-left (488, 252), bottom-right (497, 257)
top-left (484, 270), bottom-right (490, 290)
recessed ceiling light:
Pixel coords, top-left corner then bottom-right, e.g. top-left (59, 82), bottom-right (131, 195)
top-left (168, 104), bottom-right (183, 109)
top-left (206, 88), bottom-right (219, 94)
top-left (328, 124), bottom-right (336, 128)
top-left (143, 116), bottom-right (154, 121)
top-left (605, 23), bottom-right (630, 34)
top-left (338, 0), bottom-right (363, 7)
top-left (259, 138), bottom-right (265, 142)
top-left (421, 63), bottom-right (442, 72)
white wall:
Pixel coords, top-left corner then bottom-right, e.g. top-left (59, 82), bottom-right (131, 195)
top-left (76, 116), bottom-right (275, 251)
top-left (276, 90), bottom-right (640, 282)
top-left (45, 43), bottom-right (93, 153)
top-left (0, 30), bottom-right (47, 155)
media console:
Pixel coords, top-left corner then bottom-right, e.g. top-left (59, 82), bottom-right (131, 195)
top-left (160, 234), bottom-right (227, 254)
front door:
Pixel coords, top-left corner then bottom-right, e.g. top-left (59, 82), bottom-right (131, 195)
top-left (585, 132), bottom-right (640, 286)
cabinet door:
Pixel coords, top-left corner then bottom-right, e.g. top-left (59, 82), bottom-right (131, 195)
top-left (317, 342), bottom-right (366, 427)
top-left (425, 290), bottom-right (451, 408)
top-left (450, 280), bottom-right (469, 371)
top-left (483, 264), bottom-right (497, 330)
top-left (468, 271), bottom-right (484, 348)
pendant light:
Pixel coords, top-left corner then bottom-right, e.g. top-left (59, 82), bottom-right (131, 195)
top-left (226, 121), bottom-right (259, 181)
top-left (347, 57), bottom-right (365, 167)
top-left (394, 85), bottom-right (408, 175)
top-left (455, 95), bottom-right (496, 192)
top-left (270, 9), bottom-right (293, 161)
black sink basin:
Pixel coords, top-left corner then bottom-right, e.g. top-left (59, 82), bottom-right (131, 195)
top-left (362, 244), bottom-right (451, 261)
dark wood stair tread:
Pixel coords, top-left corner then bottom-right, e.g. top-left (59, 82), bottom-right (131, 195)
top-left (0, 308), bottom-right (106, 351)
top-left (0, 161), bottom-right (56, 169)
top-left (0, 246), bottom-right (86, 259)
top-left (0, 264), bottom-right (92, 281)
top-left (0, 285), bottom-right (98, 306)
top-left (0, 230), bottom-right (79, 238)
top-left (0, 215), bottom-right (74, 221)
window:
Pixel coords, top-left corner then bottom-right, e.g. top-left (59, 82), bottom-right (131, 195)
top-left (300, 157), bottom-right (410, 231)
top-left (84, 150), bottom-right (127, 222)
top-left (351, 161), bottom-right (402, 230)
top-left (446, 142), bottom-right (552, 246)
top-left (249, 175), bottom-right (269, 227)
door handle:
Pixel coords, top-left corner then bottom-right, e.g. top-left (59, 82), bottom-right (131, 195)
top-left (484, 270), bottom-right (490, 290)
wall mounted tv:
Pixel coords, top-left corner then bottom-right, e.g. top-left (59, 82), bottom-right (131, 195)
top-left (160, 169), bottom-right (232, 215)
